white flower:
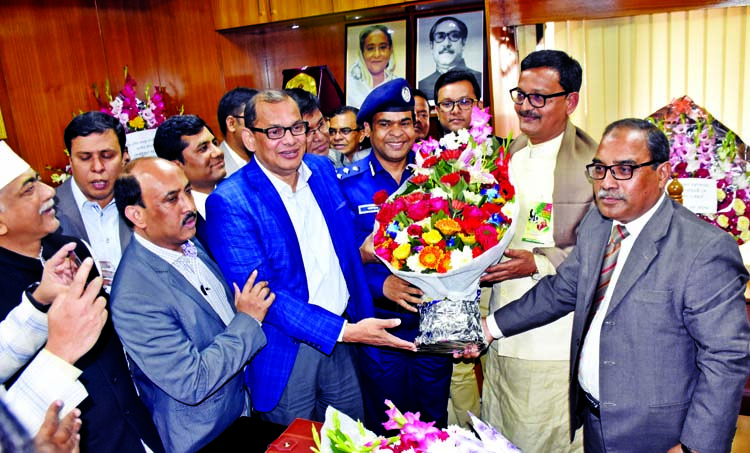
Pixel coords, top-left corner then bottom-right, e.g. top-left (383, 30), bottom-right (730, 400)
top-left (394, 228), bottom-right (409, 245)
top-left (463, 190), bottom-right (482, 204)
top-left (406, 254), bottom-right (426, 272)
top-left (431, 187), bottom-right (450, 199)
top-left (110, 97), bottom-right (123, 116)
top-left (455, 128), bottom-right (471, 144)
top-left (439, 132), bottom-right (461, 150)
top-left (451, 248), bottom-right (474, 269)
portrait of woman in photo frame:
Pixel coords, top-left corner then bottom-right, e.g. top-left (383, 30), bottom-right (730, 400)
top-left (346, 20), bottom-right (407, 108)
top-left (416, 11), bottom-right (485, 104)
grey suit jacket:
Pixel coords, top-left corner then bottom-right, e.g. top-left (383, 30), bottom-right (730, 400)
top-left (495, 198), bottom-right (750, 452)
top-left (54, 178), bottom-right (132, 250)
top-left (507, 120), bottom-right (598, 267)
top-left (110, 238), bottom-right (267, 453)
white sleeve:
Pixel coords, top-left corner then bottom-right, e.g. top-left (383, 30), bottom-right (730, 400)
top-left (0, 292), bottom-right (48, 383)
top-left (3, 349), bottom-right (88, 436)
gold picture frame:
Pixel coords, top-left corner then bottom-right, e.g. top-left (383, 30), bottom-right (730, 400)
top-left (0, 107), bottom-right (6, 139)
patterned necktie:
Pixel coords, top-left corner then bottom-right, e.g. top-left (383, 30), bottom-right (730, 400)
top-left (585, 224), bottom-right (630, 331)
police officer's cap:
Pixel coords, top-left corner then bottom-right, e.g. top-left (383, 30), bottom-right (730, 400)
top-left (356, 78), bottom-right (415, 126)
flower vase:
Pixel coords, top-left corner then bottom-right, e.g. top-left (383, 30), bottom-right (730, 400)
top-left (125, 129), bottom-right (157, 160)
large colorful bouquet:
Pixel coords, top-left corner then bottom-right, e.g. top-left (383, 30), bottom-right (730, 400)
top-left (313, 401), bottom-right (520, 453)
top-left (94, 66), bottom-right (168, 132)
top-left (648, 96), bottom-right (749, 243)
top-left (372, 107), bottom-right (517, 352)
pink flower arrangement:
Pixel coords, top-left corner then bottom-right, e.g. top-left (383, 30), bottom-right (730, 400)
top-left (372, 106), bottom-right (515, 274)
top-left (313, 400), bottom-right (520, 452)
top-left (649, 96), bottom-right (749, 244)
top-left (94, 66), bottom-right (168, 132)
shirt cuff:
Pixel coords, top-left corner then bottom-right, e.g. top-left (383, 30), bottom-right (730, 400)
top-left (533, 253), bottom-right (556, 277)
top-left (19, 291), bottom-right (50, 324)
top-left (337, 320), bottom-right (347, 342)
top-left (485, 314), bottom-right (504, 339)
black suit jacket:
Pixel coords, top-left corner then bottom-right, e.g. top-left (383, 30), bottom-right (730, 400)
top-left (0, 234), bottom-right (164, 453)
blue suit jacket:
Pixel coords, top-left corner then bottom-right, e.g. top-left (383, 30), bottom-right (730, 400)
top-left (204, 154), bottom-right (379, 412)
top-left (111, 238), bottom-right (266, 453)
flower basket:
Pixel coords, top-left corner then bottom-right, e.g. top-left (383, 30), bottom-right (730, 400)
top-left (648, 95), bottom-right (749, 244)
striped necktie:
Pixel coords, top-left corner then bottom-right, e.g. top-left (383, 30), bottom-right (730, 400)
top-left (585, 224), bottom-right (630, 330)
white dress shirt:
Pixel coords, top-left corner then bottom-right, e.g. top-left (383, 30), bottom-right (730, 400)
top-left (256, 159), bottom-right (349, 339)
top-left (71, 180), bottom-right (122, 270)
top-left (134, 235), bottom-right (235, 326)
top-left (220, 141), bottom-right (249, 178)
top-left (578, 194), bottom-right (666, 399)
top-left (192, 190), bottom-right (209, 220)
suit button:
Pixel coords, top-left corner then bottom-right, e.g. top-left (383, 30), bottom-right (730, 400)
top-left (124, 409), bottom-right (130, 416)
top-left (604, 320), bottom-right (615, 326)
top-left (112, 377), bottom-right (118, 383)
top-left (603, 360), bottom-right (615, 365)
top-left (575, 339), bottom-right (580, 346)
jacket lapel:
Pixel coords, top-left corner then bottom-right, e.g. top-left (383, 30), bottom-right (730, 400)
top-left (132, 240), bottom-right (226, 326)
top-left (605, 198), bottom-right (672, 316)
top-left (580, 212), bottom-right (614, 316)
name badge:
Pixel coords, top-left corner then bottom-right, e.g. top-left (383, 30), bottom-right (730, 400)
top-left (358, 204), bottom-right (380, 215)
top-left (522, 201), bottom-right (553, 244)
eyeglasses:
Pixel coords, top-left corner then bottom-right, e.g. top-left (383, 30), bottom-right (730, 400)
top-left (329, 127), bottom-right (361, 136)
top-left (509, 88), bottom-right (568, 108)
top-left (249, 121), bottom-right (308, 140)
top-left (307, 121), bottom-right (329, 136)
top-left (436, 98), bottom-right (476, 113)
top-left (433, 31), bottom-right (463, 43)
top-left (585, 160), bottom-right (664, 180)
top-left (233, 115), bottom-right (245, 120)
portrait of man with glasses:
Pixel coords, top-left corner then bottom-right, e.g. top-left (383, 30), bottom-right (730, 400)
top-left (417, 13), bottom-right (483, 101)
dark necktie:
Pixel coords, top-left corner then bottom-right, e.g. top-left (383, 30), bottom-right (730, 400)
top-left (585, 224), bottom-right (630, 331)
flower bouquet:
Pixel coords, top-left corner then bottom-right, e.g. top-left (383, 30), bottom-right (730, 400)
top-left (372, 107), bottom-right (517, 353)
top-left (313, 401), bottom-right (520, 453)
top-left (94, 66), bottom-right (179, 159)
top-left (648, 95), bottom-right (749, 244)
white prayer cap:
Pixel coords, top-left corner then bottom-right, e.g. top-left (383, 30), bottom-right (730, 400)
top-left (0, 141), bottom-right (31, 191)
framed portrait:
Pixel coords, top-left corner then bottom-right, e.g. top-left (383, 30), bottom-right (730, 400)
top-left (416, 11), bottom-right (485, 105)
top-left (345, 20), bottom-right (407, 108)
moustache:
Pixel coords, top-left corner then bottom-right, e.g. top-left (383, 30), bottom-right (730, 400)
top-left (182, 211), bottom-right (198, 226)
top-left (38, 200), bottom-right (55, 214)
top-left (438, 47), bottom-right (455, 55)
top-left (597, 190), bottom-right (626, 200)
top-left (518, 110), bottom-right (541, 120)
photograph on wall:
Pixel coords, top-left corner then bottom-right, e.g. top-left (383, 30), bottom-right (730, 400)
top-left (346, 20), bottom-right (407, 108)
top-left (416, 11), bottom-right (485, 104)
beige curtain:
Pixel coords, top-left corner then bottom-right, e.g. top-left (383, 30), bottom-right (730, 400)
top-left (512, 6), bottom-right (750, 143)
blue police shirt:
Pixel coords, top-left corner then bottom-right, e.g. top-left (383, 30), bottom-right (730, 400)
top-left (338, 152), bottom-right (412, 300)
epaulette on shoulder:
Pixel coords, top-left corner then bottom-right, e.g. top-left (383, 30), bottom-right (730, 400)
top-left (336, 162), bottom-right (368, 180)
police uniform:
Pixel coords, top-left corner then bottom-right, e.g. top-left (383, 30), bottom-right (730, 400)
top-left (338, 79), bottom-right (453, 434)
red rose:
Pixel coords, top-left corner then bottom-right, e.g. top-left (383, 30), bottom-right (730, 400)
top-left (411, 174), bottom-right (429, 185)
top-left (499, 179), bottom-right (515, 200)
top-left (451, 199), bottom-right (468, 211)
top-left (422, 156), bottom-right (439, 168)
top-left (440, 149), bottom-right (461, 161)
top-left (404, 192), bottom-right (427, 204)
top-left (481, 202), bottom-right (502, 217)
top-left (407, 224), bottom-right (423, 236)
top-left (472, 246), bottom-right (484, 258)
top-left (372, 189), bottom-right (389, 205)
top-left (376, 247), bottom-right (392, 262)
top-left (407, 201), bottom-right (431, 221)
top-left (459, 170), bottom-right (471, 183)
top-left (694, 168), bottom-right (710, 178)
top-left (440, 173), bottom-right (461, 187)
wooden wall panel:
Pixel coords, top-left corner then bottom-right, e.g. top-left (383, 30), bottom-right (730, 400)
top-left (218, 20), bottom-right (347, 95)
top-left (0, 0), bottom-right (108, 175)
top-left (147, 0), bottom-right (226, 137)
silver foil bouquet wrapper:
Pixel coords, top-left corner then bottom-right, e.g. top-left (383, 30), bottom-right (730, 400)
top-left (415, 292), bottom-right (487, 353)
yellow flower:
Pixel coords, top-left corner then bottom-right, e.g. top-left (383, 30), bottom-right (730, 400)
top-left (738, 216), bottom-right (750, 232)
top-left (390, 258), bottom-right (402, 270)
top-left (393, 243), bottom-right (411, 260)
top-left (435, 218), bottom-right (461, 236)
top-left (422, 229), bottom-right (443, 245)
top-left (458, 233), bottom-right (475, 245)
top-left (128, 116), bottom-right (146, 130)
top-left (717, 189), bottom-right (726, 202)
top-left (733, 198), bottom-right (746, 216)
top-left (419, 245), bottom-right (444, 269)
top-left (716, 214), bottom-right (730, 228)
top-left (741, 230), bottom-right (750, 243)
